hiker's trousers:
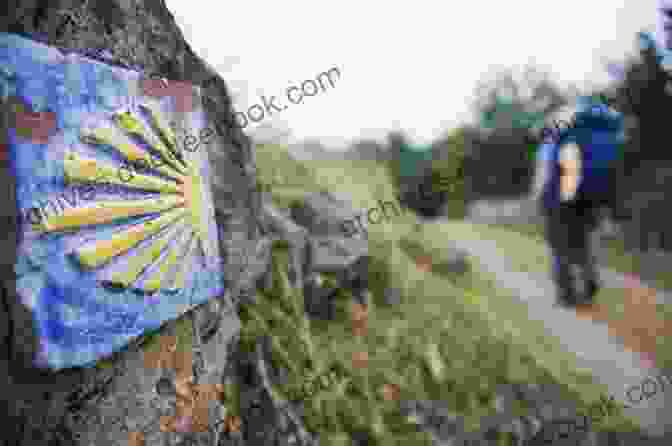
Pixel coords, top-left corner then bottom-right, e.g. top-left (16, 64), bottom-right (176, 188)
top-left (544, 200), bottom-right (600, 301)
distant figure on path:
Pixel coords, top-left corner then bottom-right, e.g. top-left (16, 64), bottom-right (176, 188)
top-left (531, 97), bottom-right (624, 307)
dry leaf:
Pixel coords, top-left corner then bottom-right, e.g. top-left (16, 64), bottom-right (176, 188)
top-left (159, 415), bottom-right (176, 432)
top-left (127, 431), bottom-right (145, 446)
top-left (225, 415), bottom-right (242, 433)
top-left (382, 383), bottom-right (401, 401)
top-left (352, 351), bottom-right (369, 369)
top-left (415, 255), bottom-right (433, 272)
top-left (351, 303), bottom-right (369, 322)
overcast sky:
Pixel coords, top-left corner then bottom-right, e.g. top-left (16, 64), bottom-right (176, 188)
top-left (169, 1), bottom-right (659, 149)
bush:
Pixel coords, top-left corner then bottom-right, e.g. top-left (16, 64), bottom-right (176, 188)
top-left (430, 127), bottom-right (467, 218)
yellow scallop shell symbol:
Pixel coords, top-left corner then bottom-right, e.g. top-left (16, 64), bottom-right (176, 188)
top-left (46, 104), bottom-right (210, 294)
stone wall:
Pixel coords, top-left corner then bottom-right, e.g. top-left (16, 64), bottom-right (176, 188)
top-left (0, 6), bottom-right (378, 444)
top-left (0, 1), bottom-right (261, 445)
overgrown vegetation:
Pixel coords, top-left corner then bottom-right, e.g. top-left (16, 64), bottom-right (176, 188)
top-left (239, 234), bottom-right (632, 444)
top-left (247, 144), bottom-right (642, 443)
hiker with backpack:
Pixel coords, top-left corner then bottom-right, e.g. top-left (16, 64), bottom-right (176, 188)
top-left (531, 96), bottom-right (625, 307)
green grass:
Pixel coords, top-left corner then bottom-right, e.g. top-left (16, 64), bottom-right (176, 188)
top-left (94, 142), bottom-right (655, 440)
top-left (241, 239), bottom-right (638, 445)
top-left (599, 237), bottom-right (672, 291)
top-left (247, 144), bottom-right (644, 442)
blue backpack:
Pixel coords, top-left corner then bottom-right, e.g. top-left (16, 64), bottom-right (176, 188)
top-left (542, 100), bottom-right (624, 210)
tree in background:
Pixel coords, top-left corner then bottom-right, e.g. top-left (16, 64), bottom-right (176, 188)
top-left (366, 128), bottom-right (468, 219)
top-left (592, 30), bottom-right (672, 252)
top-left (468, 66), bottom-right (571, 200)
top-left (347, 66), bottom-right (588, 220)
top-left (429, 127), bottom-right (468, 218)
top-left (395, 141), bottom-right (435, 215)
top-left (322, 32), bottom-right (672, 251)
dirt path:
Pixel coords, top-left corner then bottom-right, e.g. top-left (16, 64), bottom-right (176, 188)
top-left (430, 219), bottom-right (672, 437)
